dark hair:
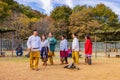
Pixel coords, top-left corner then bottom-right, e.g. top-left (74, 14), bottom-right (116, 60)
top-left (85, 35), bottom-right (91, 39)
top-left (33, 29), bottom-right (37, 33)
top-left (61, 35), bottom-right (66, 38)
top-left (86, 35), bottom-right (92, 44)
top-left (18, 44), bottom-right (21, 47)
top-left (73, 33), bottom-right (78, 37)
top-left (41, 34), bottom-right (47, 40)
top-left (49, 32), bottom-right (53, 35)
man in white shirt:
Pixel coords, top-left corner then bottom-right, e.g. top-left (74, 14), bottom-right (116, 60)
top-left (27, 30), bottom-right (41, 71)
top-left (72, 33), bottom-right (80, 65)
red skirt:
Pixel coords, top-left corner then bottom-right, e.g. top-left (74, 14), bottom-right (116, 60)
top-left (60, 51), bottom-right (68, 58)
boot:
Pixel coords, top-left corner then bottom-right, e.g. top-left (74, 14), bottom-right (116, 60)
top-left (87, 58), bottom-right (92, 65)
top-left (85, 57), bottom-right (88, 65)
top-left (65, 57), bottom-right (68, 64)
top-left (60, 58), bottom-right (64, 64)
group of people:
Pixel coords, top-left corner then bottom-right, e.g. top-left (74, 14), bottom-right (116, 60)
top-left (27, 29), bottom-right (92, 71)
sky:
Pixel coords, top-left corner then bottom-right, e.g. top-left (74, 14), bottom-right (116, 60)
top-left (14, 0), bottom-right (120, 18)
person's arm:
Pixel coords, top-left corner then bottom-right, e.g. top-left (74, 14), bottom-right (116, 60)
top-left (27, 37), bottom-right (31, 51)
top-left (85, 40), bottom-right (90, 54)
top-left (47, 40), bottom-right (50, 52)
top-left (64, 40), bottom-right (68, 51)
top-left (47, 41), bottom-right (50, 49)
top-left (39, 37), bottom-right (41, 51)
top-left (54, 38), bottom-right (57, 45)
top-left (60, 41), bottom-right (62, 51)
top-left (50, 38), bottom-right (57, 45)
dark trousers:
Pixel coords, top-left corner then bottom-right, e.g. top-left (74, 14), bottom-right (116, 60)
top-left (16, 51), bottom-right (23, 56)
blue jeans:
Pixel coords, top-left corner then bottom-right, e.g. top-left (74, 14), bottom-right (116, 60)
top-left (16, 51), bottom-right (23, 56)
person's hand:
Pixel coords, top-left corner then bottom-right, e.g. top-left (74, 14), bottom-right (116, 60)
top-left (13, 50), bottom-right (16, 53)
top-left (48, 50), bottom-right (50, 52)
top-left (28, 48), bottom-right (31, 51)
top-left (72, 49), bottom-right (74, 52)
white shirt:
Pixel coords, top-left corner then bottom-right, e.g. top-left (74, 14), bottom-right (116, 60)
top-left (60, 39), bottom-right (68, 51)
top-left (27, 35), bottom-right (41, 51)
top-left (41, 39), bottom-right (50, 49)
top-left (72, 37), bottom-right (79, 51)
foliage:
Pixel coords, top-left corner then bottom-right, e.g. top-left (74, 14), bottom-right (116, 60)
top-left (69, 7), bottom-right (100, 39)
top-left (0, 0), bottom-right (120, 41)
top-left (93, 4), bottom-right (119, 30)
top-left (0, 1), bottom-right (11, 22)
top-left (50, 5), bottom-right (72, 21)
top-left (50, 5), bottom-right (72, 39)
top-left (72, 5), bottom-right (87, 12)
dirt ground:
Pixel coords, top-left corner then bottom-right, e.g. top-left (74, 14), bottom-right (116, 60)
top-left (0, 51), bottom-right (120, 80)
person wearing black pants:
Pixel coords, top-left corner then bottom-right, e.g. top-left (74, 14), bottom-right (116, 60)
top-left (15, 45), bottom-right (23, 56)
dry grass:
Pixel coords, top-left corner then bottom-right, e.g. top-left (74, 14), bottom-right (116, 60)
top-left (0, 51), bottom-right (120, 80)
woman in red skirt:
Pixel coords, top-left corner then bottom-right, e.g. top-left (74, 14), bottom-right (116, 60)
top-left (60, 35), bottom-right (68, 64)
top-left (84, 35), bottom-right (92, 65)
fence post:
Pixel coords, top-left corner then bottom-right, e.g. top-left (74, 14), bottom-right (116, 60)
top-left (1, 33), bottom-right (2, 52)
top-left (94, 34), bottom-right (97, 59)
top-left (11, 32), bottom-right (15, 57)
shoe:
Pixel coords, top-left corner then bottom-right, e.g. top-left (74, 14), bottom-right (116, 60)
top-left (31, 68), bottom-right (35, 70)
top-left (60, 63), bottom-right (64, 65)
top-left (65, 62), bottom-right (68, 64)
top-left (88, 59), bottom-right (92, 65)
top-left (36, 68), bottom-right (40, 71)
top-left (43, 63), bottom-right (45, 66)
top-left (44, 63), bottom-right (47, 66)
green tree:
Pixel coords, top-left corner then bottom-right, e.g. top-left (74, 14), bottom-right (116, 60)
top-left (92, 4), bottom-right (120, 41)
top-left (1, 0), bottom-right (19, 11)
top-left (93, 4), bottom-right (119, 30)
top-left (0, 1), bottom-right (11, 22)
top-left (11, 13), bottom-right (31, 39)
top-left (50, 5), bottom-right (72, 21)
top-left (50, 5), bottom-right (72, 38)
top-left (72, 5), bottom-right (87, 12)
top-left (19, 4), bottom-right (45, 18)
top-left (69, 7), bottom-right (100, 39)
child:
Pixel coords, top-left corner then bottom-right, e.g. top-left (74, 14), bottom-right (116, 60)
top-left (60, 35), bottom-right (68, 64)
top-left (84, 35), bottom-right (92, 65)
top-left (67, 47), bottom-right (72, 58)
top-left (41, 34), bottom-right (50, 66)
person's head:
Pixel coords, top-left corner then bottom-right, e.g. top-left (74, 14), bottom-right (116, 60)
top-left (18, 44), bottom-right (21, 47)
top-left (61, 35), bottom-right (66, 40)
top-left (41, 34), bottom-right (47, 41)
top-left (72, 33), bottom-right (77, 39)
top-left (33, 29), bottom-right (38, 36)
top-left (48, 32), bottom-right (53, 37)
top-left (85, 34), bottom-right (91, 40)
top-left (68, 46), bottom-right (72, 49)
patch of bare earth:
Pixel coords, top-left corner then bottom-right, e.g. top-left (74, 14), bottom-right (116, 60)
top-left (0, 57), bottom-right (120, 80)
